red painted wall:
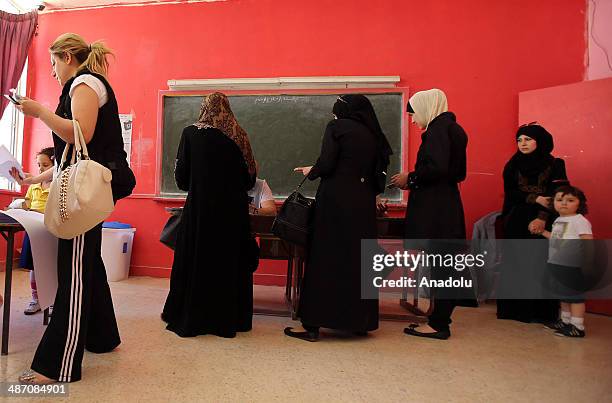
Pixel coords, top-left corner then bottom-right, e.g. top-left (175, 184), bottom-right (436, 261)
top-left (21, 0), bottom-right (586, 282)
top-left (519, 78), bottom-right (612, 238)
top-left (519, 78), bottom-right (612, 315)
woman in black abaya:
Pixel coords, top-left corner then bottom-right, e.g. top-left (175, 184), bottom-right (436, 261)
top-left (497, 124), bottom-right (567, 323)
top-left (162, 92), bottom-right (258, 338)
top-left (286, 94), bottom-right (392, 342)
top-left (391, 88), bottom-right (473, 340)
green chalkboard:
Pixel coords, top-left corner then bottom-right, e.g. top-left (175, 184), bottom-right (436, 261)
top-left (161, 93), bottom-right (403, 199)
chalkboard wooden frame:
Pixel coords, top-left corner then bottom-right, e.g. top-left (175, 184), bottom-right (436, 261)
top-left (156, 87), bottom-right (410, 204)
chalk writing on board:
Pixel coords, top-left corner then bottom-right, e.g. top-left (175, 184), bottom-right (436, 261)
top-left (254, 96), bottom-right (307, 104)
top-left (162, 93), bottom-right (403, 200)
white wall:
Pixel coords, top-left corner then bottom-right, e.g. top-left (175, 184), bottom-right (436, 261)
top-left (588, 0), bottom-right (612, 80)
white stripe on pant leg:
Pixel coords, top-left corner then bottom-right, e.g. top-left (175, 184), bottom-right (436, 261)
top-left (63, 234), bottom-right (84, 382)
top-left (64, 234), bottom-right (84, 382)
top-left (59, 236), bottom-right (78, 381)
top-left (60, 235), bottom-right (80, 381)
top-left (65, 234), bottom-right (85, 380)
top-left (60, 235), bottom-right (82, 382)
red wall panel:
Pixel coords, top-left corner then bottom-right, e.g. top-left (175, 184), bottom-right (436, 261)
top-left (519, 77), bottom-right (612, 315)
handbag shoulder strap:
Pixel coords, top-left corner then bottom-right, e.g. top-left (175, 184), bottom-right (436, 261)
top-left (294, 176), bottom-right (308, 192)
top-left (58, 120), bottom-right (90, 170)
top-left (59, 142), bottom-right (71, 170)
top-left (73, 120), bottom-right (91, 160)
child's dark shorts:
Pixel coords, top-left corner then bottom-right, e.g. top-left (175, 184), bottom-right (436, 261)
top-left (548, 263), bottom-right (585, 303)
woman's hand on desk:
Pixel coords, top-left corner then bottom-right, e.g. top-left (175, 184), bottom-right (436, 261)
top-left (376, 197), bottom-right (388, 217)
top-left (249, 202), bottom-right (277, 216)
top-left (258, 200), bottom-right (277, 216)
top-left (294, 166), bottom-right (312, 176)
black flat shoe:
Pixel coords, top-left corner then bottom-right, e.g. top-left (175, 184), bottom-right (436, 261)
top-left (284, 327), bottom-right (319, 342)
top-left (403, 327), bottom-right (450, 340)
top-left (160, 313), bottom-right (168, 323)
top-left (352, 331), bottom-right (368, 337)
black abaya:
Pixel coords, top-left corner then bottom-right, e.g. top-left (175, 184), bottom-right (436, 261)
top-left (496, 157), bottom-right (567, 323)
top-left (403, 112), bottom-right (474, 332)
top-left (162, 126), bottom-right (256, 338)
top-left (297, 118), bottom-right (379, 332)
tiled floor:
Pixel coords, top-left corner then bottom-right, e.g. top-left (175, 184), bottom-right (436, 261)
top-left (1, 269), bottom-right (611, 402)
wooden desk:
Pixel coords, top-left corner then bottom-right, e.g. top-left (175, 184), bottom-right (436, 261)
top-left (0, 213), bottom-right (24, 355)
top-left (248, 215), bottom-right (428, 321)
top-left (163, 210), bottom-right (425, 321)
top-left (249, 214), bottom-right (304, 319)
top-left (374, 217), bottom-right (431, 321)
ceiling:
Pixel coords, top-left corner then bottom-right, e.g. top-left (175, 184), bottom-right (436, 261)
top-left (1, 0), bottom-right (219, 13)
top-left (44, 0), bottom-right (180, 9)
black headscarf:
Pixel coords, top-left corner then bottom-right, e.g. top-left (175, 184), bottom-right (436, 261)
top-left (333, 94), bottom-right (393, 164)
top-left (509, 124), bottom-right (555, 178)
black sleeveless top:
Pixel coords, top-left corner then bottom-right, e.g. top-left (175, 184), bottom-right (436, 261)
top-left (53, 70), bottom-right (135, 200)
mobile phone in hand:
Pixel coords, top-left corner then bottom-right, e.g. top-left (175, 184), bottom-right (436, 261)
top-left (4, 94), bottom-right (21, 105)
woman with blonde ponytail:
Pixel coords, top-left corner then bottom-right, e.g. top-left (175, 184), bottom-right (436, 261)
top-left (16, 33), bottom-right (135, 384)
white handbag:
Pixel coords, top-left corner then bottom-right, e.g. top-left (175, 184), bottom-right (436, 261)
top-left (45, 120), bottom-right (114, 239)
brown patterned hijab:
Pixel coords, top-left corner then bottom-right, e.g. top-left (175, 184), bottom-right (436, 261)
top-left (194, 92), bottom-right (256, 177)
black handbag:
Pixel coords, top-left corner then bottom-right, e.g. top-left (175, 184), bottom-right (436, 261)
top-left (160, 208), bottom-right (182, 250)
top-left (160, 207), bottom-right (260, 272)
top-left (272, 177), bottom-right (315, 246)
top-left (243, 236), bottom-right (260, 273)
top-left (103, 160), bottom-right (136, 202)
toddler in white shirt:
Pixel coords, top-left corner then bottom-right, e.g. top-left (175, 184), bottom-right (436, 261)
top-left (540, 186), bottom-right (593, 338)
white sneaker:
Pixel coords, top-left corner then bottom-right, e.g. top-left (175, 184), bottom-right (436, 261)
top-left (24, 301), bottom-right (41, 315)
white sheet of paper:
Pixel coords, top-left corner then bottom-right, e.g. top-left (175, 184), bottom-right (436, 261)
top-left (2, 210), bottom-right (58, 310)
top-left (0, 145), bottom-right (24, 183)
top-left (119, 114), bottom-right (133, 166)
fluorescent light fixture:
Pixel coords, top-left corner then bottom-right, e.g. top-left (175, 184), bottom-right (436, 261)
top-left (167, 76), bottom-right (400, 90)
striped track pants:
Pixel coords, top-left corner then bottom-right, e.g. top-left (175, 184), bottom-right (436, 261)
top-left (31, 223), bottom-right (121, 382)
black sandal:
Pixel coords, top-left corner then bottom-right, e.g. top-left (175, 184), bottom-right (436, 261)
top-left (403, 327), bottom-right (450, 340)
top-left (284, 327), bottom-right (319, 342)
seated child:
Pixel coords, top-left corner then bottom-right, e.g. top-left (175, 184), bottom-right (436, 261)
top-left (18, 147), bottom-right (54, 315)
top-left (247, 164), bottom-right (277, 215)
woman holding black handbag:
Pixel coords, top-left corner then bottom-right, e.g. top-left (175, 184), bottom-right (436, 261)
top-left (287, 94), bottom-right (392, 342)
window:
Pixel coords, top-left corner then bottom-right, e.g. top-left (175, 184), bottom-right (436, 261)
top-left (0, 60), bottom-right (26, 191)
top-left (1, 0), bottom-right (43, 191)
top-left (0, 0), bottom-right (42, 13)
top-left (0, 0), bottom-right (19, 12)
